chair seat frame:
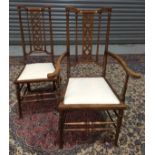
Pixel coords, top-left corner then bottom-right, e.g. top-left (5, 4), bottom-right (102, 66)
top-left (14, 51), bottom-right (67, 118)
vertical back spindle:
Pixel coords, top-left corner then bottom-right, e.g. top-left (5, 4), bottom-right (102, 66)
top-left (26, 8), bottom-right (32, 53)
top-left (48, 7), bottom-right (54, 62)
top-left (66, 8), bottom-right (70, 79)
top-left (105, 11), bottom-right (111, 53)
top-left (42, 8), bottom-right (47, 53)
top-left (17, 6), bottom-right (27, 63)
top-left (103, 10), bottom-right (112, 76)
top-left (75, 12), bottom-right (78, 62)
top-left (96, 11), bottom-right (102, 62)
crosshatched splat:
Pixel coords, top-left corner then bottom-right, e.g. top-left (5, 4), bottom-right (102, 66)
top-left (29, 9), bottom-right (44, 51)
top-left (82, 13), bottom-right (94, 58)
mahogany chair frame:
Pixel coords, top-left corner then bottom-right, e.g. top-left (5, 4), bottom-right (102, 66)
top-left (14, 5), bottom-right (67, 118)
top-left (58, 6), bottom-right (141, 148)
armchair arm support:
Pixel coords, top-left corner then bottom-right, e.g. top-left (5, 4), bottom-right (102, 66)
top-left (107, 51), bottom-right (141, 102)
top-left (47, 52), bottom-right (67, 80)
top-left (107, 52), bottom-right (141, 78)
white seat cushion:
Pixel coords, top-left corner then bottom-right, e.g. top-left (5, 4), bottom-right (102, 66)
top-left (64, 77), bottom-right (120, 104)
top-left (17, 63), bottom-right (55, 81)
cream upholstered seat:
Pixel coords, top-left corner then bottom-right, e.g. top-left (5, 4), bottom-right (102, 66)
top-left (17, 63), bottom-right (55, 82)
top-left (64, 77), bottom-right (120, 104)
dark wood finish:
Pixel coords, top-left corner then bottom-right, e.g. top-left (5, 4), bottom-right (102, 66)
top-left (115, 110), bottom-right (124, 146)
top-left (27, 83), bottom-right (31, 92)
top-left (16, 83), bottom-right (22, 118)
top-left (59, 102), bottom-right (126, 111)
top-left (121, 74), bottom-right (129, 102)
top-left (14, 5), bottom-right (66, 118)
top-left (48, 7), bottom-right (54, 63)
top-left (107, 52), bottom-right (141, 102)
top-left (66, 8), bottom-right (71, 79)
top-left (17, 5), bottom-right (54, 62)
top-left (65, 121), bottom-right (115, 125)
top-left (47, 52), bottom-right (67, 80)
top-left (75, 12), bottom-right (78, 62)
top-left (103, 52), bottom-right (108, 77)
top-left (107, 52), bottom-right (141, 78)
top-left (82, 12), bottom-right (94, 60)
top-left (64, 128), bottom-right (114, 132)
top-left (59, 111), bottom-right (66, 149)
top-left (58, 6), bottom-right (141, 149)
top-left (96, 11), bottom-right (102, 62)
top-left (106, 110), bottom-right (117, 128)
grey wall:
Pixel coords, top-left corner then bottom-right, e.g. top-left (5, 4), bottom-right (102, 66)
top-left (9, 0), bottom-right (145, 45)
top-left (9, 44), bottom-right (145, 56)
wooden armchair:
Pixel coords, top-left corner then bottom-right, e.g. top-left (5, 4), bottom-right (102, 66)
top-left (14, 5), bottom-right (66, 118)
top-left (58, 6), bottom-right (141, 148)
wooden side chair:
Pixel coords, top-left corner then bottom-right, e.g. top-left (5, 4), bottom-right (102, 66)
top-left (58, 6), bottom-right (141, 148)
top-left (14, 5), bottom-right (66, 118)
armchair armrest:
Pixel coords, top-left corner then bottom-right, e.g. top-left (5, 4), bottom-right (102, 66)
top-left (107, 51), bottom-right (141, 78)
top-left (47, 52), bottom-right (67, 80)
top-left (106, 51), bottom-right (142, 102)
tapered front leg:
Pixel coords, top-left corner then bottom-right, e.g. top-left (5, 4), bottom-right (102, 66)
top-left (115, 110), bottom-right (123, 146)
top-left (16, 83), bottom-right (22, 118)
top-left (56, 76), bottom-right (61, 107)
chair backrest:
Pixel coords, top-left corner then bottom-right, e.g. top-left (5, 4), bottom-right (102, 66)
top-left (66, 6), bottom-right (112, 78)
top-left (17, 5), bottom-right (54, 63)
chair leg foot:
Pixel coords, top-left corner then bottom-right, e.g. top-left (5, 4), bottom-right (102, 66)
top-left (114, 140), bottom-right (118, 146)
top-left (59, 111), bottom-right (65, 149)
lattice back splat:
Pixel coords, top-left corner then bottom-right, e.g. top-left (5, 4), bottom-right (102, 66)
top-left (66, 7), bottom-right (112, 77)
top-left (29, 8), bottom-right (44, 51)
top-left (82, 13), bottom-right (94, 60)
top-left (17, 6), bottom-right (54, 62)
